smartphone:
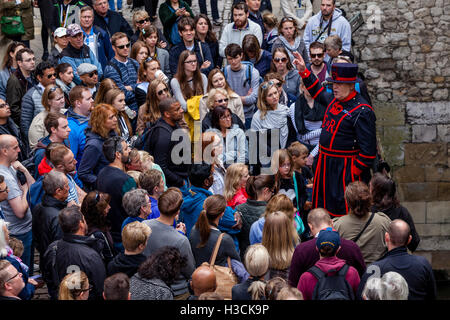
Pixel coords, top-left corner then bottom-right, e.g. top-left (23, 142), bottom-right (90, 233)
top-left (31, 274), bottom-right (42, 280)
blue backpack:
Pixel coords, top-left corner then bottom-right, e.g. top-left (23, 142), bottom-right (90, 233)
top-left (27, 175), bottom-right (44, 212)
top-left (223, 61), bottom-right (263, 88)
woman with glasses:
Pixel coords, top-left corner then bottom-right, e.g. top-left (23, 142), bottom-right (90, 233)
top-left (104, 88), bottom-right (134, 142)
top-left (205, 105), bottom-right (247, 167)
top-left (242, 34), bottom-right (272, 79)
top-left (81, 191), bottom-right (116, 266)
top-left (78, 103), bottom-right (118, 190)
top-left (135, 58), bottom-right (169, 108)
top-left (251, 81), bottom-right (293, 149)
top-left (28, 86), bottom-right (67, 150)
top-left (131, 10), bottom-right (168, 46)
top-left (136, 79), bottom-right (172, 135)
top-left (272, 16), bottom-right (309, 65)
top-left (270, 47), bottom-right (302, 106)
top-left (139, 25), bottom-right (171, 78)
top-left (201, 88), bottom-right (245, 133)
top-left (58, 271), bottom-right (90, 300)
top-left (170, 50), bottom-right (207, 112)
top-left (55, 63), bottom-right (76, 107)
top-left (199, 68), bottom-right (244, 123)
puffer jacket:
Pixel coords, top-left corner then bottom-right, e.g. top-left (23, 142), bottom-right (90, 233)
top-left (20, 85), bottom-right (45, 142)
top-left (59, 43), bottom-right (103, 84)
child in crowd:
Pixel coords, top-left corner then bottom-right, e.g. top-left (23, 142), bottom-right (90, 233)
top-left (8, 237), bottom-right (24, 259)
top-left (224, 163), bottom-right (250, 209)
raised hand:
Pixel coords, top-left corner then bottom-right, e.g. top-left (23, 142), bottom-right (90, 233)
top-left (292, 51), bottom-right (306, 73)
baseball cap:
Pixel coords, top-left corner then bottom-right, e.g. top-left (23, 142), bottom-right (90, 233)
top-left (66, 24), bottom-right (83, 37)
top-left (54, 27), bottom-right (67, 38)
top-left (316, 227), bottom-right (341, 254)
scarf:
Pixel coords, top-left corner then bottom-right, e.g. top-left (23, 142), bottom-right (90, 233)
top-left (256, 104), bottom-right (290, 148)
top-left (294, 95), bottom-right (326, 135)
top-left (278, 35), bottom-right (303, 62)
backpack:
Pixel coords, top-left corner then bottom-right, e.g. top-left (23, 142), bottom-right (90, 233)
top-left (223, 61), bottom-right (263, 88)
top-left (106, 59), bottom-right (138, 81)
top-left (308, 264), bottom-right (355, 300)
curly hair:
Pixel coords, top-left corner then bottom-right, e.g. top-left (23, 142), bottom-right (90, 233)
top-left (81, 191), bottom-right (112, 232)
top-left (90, 103), bottom-right (118, 139)
top-left (345, 181), bottom-right (372, 217)
top-left (138, 246), bottom-right (187, 284)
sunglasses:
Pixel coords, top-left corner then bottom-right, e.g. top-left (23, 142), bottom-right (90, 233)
top-left (88, 70), bottom-right (98, 77)
top-left (116, 42), bottom-right (131, 49)
top-left (281, 17), bottom-right (295, 22)
top-left (137, 18), bottom-right (150, 24)
top-left (46, 73), bottom-right (57, 79)
top-left (216, 98), bottom-right (229, 104)
top-left (274, 57), bottom-right (288, 63)
top-left (311, 53), bottom-right (324, 58)
top-left (0, 103), bottom-right (9, 109)
top-left (157, 87), bottom-right (169, 96)
top-left (261, 80), bottom-right (277, 90)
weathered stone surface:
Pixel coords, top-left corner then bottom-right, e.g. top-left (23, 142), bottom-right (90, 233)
top-left (393, 46), bottom-right (411, 59)
top-left (393, 165), bottom-right (425, 183)
top-left (402, 201), bottom-right (427, 223)
top-left (404, 143), bottom-right (448, 166)
top-left (412, 125), bottom-right (437, 142)
top-left (406, 101), bottom-right (450, 124)
top-left (397, 182), bottom-right (438, 202)
top-left (433, 89), bottom-right (449, 100)
top-left (416, 223), bottom-right (442, 236)
top-left (425, 166), bottom-right (450, 182)
top-left (426, 201), bottom-right (450, 223)
top-left (437, 125), bottom-right (450, 142)
top-left (374, 103), bottom-right (405, 126)
top-left (437, 182), bottom-right (450, 200)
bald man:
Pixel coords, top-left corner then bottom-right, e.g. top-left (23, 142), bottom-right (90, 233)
top-left (188, 266), bottom-right (217, 300)
top-left (288, 208), bottom-right (366, 287)
top-left (0, 135), bottom-right (35, 273)
top-left (357, 219), bottom-right (436, 300)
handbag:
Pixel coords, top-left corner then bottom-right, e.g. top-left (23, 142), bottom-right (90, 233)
top-left (1, 16), bottom-right (25, 36)
top-left (200, 233), bottom-right (238, 300)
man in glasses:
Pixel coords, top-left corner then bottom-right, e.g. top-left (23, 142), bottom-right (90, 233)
top-left (60, 23), bottom-right (104, 85)
top-left (0, 260), bottom-right (25, 300)
top-left (92, 0), bottom-right (133, 38)
top-left (19, 61), bottom-right (57, 144)
top-left (308, 41), bottom-right (327, 83)
top-left (79, 6), bottom-right (115, 71)
top-left (77, 63), bottom-right (100, 97)
top-left (303, 0), bottom-right (351, 55)
top-left (6, 48), bottom-right (37, 126)
top-left (104, 32), bottom-right (140, 117)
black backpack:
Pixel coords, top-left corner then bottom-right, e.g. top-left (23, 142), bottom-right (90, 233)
top-left (308, 264), bottom-right (355, 300)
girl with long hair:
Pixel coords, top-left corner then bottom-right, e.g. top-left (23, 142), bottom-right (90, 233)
top-left (0, 42), bottom-right (25, 100)
top-left (28, 85), bottom-right (66, 149)
top-left (189, 195), bottom-right (241, 267)
top-left (272, 16), bottom-right (309, 64)
top-left (194, 14), bottom-right (221, 68)
top-left (94, 78), bottom-right (118, 105)
top-left (224, 163), bottom-right (249, 209)
top-left (104, 88), bottom-right (134, 142)
top-left (170, 50), bottom-right (207, 112)
top-left (135, 58), bottom-right (168, 109)
top-left (130, 40), bottom-right (150, 65)
top-left (199, 68), bottom-right (244, 123)
top-left (242, 34), bottom-right (272, 78)
top-left (55, 63), bottom-right (76, 106)
top-left (139, 25), bottom-right (171, 77)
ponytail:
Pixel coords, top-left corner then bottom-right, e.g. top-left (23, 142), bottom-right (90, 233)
top-left (248, 280), bottom-right (266, 300)
top-left (195, 195), bottom-right (227, 248)
top-left (196, 209), bottom-right (211, 248)
top-left (246, 176), bottom-right (258, 200)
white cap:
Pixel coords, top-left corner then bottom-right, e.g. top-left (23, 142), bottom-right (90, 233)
top-left (54, 27), bottom-right (67, 38)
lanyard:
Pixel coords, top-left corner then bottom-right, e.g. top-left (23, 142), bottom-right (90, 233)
top-left (61, 4), bottom-right (73, 28)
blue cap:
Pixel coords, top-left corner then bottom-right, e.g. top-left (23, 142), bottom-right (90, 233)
top-left (316, 227), bottom-right (341, 254)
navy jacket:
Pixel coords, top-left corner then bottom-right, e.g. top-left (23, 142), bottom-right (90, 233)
top-left (93, 10), bottom-right (133, 38)
top-left (357, 247), bottom-right (437, 300)
top-left (169, 40), bottom-right (214, 76)
top-left (90, 25), bottom-right (115, 72)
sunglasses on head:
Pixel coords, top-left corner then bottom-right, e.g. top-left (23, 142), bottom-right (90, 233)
top-left (157, 87), bottom-right (169, 96)
top-left (137, 18), bottom-right (150, 24)
top-left (311, 53), bottom-right (324, 58)
top-left (116, 42), bottom-right (131, 49)
top-left (88, 70), bottom-right (98, 77)
top-left (281, 17), bottom-right (295, 23)
top-left (261, 80), bottom-right (277, 90)
top-left (274, 57), bottom-right (288, 63)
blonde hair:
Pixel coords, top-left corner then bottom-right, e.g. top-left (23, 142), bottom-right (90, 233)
top-left (262, 211), bottom-right (296, 270)
top-left (8, 237), bottom-right (23, 258)
top-left (257, 81), bottom-right (278, 119)
top-left (121, 221), bottom-right (151, 252)
top-left (224, 163), bottom-right (248, 202)
top-left (287, 141), bottom-right (309, 157)
top-left (263, 194), bottom-right (298, 243)
top-left (276, 286), bottom-right (303, 300)
top-left (206, 87), bottom-right (229, 110)
top-left (58, 271), bottom-right (89, 300)
top-left (245, 244), bottom-right (269, 300)
top-left (126, 170), bottom-right (142, 187)
top-left (138, 150), bottom-right (155, 172)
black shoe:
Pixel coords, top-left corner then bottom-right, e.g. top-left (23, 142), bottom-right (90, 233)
top-left (42, 52), bottom-right (49, 61)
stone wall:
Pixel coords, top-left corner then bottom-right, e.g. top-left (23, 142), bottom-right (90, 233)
top-left (337, 0), bottom-right (450, 266)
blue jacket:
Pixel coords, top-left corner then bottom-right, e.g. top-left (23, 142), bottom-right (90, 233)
top-left (253, 49), bottom-right (272, 79)
top-left (66, 108), bottom-right (89, 170)
top-left (78, 129), bottom-right (114, 190)
top-left (59, 43), bottom-right (103, 85)
top-left (179, 186), bottom-right (240, 250)
top-left (169, 41), bottom-right (214, 76)
top-left (89, 25), bottom-right (115, 72)
top-left (249, 217), bottom-right (265, 245)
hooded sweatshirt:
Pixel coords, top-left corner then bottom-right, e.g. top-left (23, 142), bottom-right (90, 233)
top-left (303, 8), bottom-right (352, 54)
top-left (297, 256), bottom-right (360, 300)
top-left (66, 107), bottom-right (90, 169)
top-left (107, 252), bottom-right (147, 278)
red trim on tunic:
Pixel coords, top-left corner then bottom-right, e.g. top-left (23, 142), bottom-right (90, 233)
top-left (307, 78), bottom-right (319, 90)
top-left (343, 158), bottom-right (348, 214)
top-left (313, 86), bottom-right (324, 99)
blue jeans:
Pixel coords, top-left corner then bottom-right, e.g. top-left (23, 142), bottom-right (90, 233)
top-left (109, 0), bottom-right (122, 10)
top-left (245, 117), bottom-right (253, 130)
top-left (11, 230), bottom-right (33, 276)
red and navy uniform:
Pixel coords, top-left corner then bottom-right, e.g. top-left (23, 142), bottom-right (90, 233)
top-left (299, 68), bottom-right (377, 217)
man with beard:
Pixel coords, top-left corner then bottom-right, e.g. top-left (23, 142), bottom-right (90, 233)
top-left (219, 2), bottom-right (263, 58)
top-left (96, 136), bottom-right (137, 252)
top-left (308, 41), bottom-right (327, 84)
top-left (303, 0), bottom-right (351, 55)
top-left (292, 51), bottom-right (376, 218)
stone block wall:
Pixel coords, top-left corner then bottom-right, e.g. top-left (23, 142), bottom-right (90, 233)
top-left (337, 0), bottom-right (450, 264)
